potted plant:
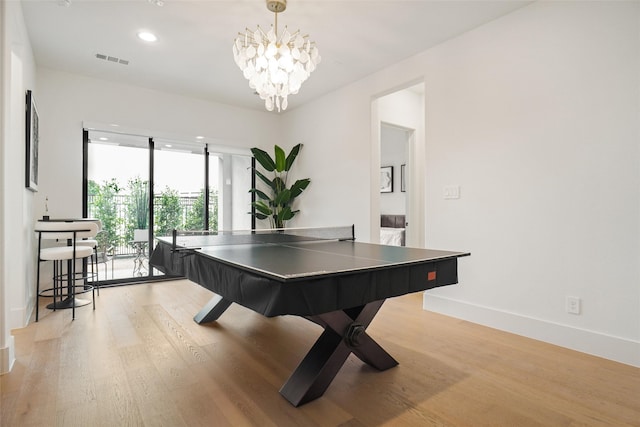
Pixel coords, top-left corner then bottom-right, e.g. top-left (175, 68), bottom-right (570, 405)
top-left (126, 176), bottom-right (149, 242)
top-left (250, 144), bottom-right (310, 229)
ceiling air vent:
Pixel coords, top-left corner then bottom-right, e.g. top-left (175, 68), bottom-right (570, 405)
top-left (95, 53), bottom-right (129, 66)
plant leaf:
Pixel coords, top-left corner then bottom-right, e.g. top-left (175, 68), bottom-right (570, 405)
top-left (279, 206), bottom-right (295, 221)
top-left (290, 178), bottom-right (311, 198)
top-left (254, 169), bottom-right (275, 190)
top-left (251, 147), bottom-right (276, 172)
top-left (249, 188), bottom-right (270, 200)
top-left (252, 201), bottom-right (272, 216)
top-left (274, 188), bottom-right (291, 206)
top-left (274, 145), bottom-right (286, 172)
top-left (285, 143), bottom-right (303, 171)
top-left (272, 176), bottom-right (286, 193)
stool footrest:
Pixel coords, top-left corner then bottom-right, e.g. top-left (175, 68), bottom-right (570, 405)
top-left (46, 297), bottom-right (92, 310)
top-left (38, 284), bottom-right (94, 298)
top-left (53, 271), bottom-right (98, 282)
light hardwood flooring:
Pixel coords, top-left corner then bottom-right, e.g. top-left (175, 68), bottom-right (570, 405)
top-left (1, 280), bottom-right (639, 426)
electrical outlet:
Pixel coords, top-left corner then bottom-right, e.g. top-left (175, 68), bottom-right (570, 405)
top-left (566, 296), bottom-right (581, 315)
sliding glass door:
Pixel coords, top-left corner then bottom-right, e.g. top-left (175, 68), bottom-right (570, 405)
top-left (154, 140), bottom-right (209, 235)
top-left (84, 129), bottom-right (252, 285)
top-left (85, 130), bottom-right (151, 282)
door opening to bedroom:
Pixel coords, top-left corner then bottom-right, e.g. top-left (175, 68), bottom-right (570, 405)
top-left (373, 82), bottom-right (425, 248)
top-left (380, 124), bottom-right (409, 246)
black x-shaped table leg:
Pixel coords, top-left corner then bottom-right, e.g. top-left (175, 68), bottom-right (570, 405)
top-left (279, 299), bottom-right (398, 406)
top-left (193, 296), bottom-right (397, 407)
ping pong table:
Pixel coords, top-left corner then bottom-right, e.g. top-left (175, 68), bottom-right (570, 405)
top-left (150, 226), bottom-right (469, 406)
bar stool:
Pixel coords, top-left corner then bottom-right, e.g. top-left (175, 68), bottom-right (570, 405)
top-left (77, 219), bottom-right (102, 294)
top-left (35, 221), bottom-right (99, 321)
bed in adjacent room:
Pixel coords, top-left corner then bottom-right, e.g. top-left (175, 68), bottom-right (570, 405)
top-left (380, 214), bottom-right (405, 246)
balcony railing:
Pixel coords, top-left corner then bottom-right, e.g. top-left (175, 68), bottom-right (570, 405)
top-left (87, 193), bottom-right (209, 257)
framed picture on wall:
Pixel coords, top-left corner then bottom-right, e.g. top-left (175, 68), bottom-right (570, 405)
top-left (380, 166), bottom-right (393, 193)
top-left (25, 90), bottom-right (39, 192)
top-left (401, 164), bottom-right (406, 192)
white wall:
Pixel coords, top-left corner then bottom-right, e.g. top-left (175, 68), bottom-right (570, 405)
top-left (422, 0), bottom-right (639, 366)
top-left (1, 0), bottom-right (37, 373)
top-left (282, 1), bottom-right (640, 366)
top-left (280, 85), bottom-right (374, 238)
top-left (378, 88), bottom-right (423, 131)
top-left (35, 68), bottom-right (282, 220)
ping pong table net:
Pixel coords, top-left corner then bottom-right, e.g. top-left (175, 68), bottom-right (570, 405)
top-left (170, 225), bottom-right (355, 251)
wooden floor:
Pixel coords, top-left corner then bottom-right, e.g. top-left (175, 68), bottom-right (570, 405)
top-left (2, 280), bottom-right (639, 426)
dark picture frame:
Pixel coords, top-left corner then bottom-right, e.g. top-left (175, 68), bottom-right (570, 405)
top-left (401, 164), bottom-right (406, 192)
top-left (380, 166), bottom-right (393, 193)
top-left (25, 90), bottom-right (39, 192)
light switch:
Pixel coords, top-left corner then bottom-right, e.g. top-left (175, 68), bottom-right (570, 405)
top-left (443, 185), bottom-right (460, 199)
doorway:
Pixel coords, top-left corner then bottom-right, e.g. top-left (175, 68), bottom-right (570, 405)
top-left (372, 83), bottom-right (425, 248)
top-left (380, 123), bottom-right (411, 246)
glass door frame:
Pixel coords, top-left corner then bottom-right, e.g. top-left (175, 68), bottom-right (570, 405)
top-left (82, 129), bottom-right (211, 286)
top-left (83, 129), bottom-right (163, 285)
top-left (83, 128), bottom-right (255, 286)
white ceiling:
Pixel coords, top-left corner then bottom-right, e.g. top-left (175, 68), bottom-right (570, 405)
top-left (21, 0), bottom-right (530, 112)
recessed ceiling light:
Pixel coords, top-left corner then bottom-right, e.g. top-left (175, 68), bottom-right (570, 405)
top-left (99, 137), bottom-right (109, 141)
top-left (137, 31), bottom-right (158, 42)
top-left (165, 144), bottom-right (172, 148)
top-left (196, 136), bottom-right (204, 140)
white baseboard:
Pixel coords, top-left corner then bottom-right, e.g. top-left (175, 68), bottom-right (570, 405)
top-left (423, 293), bottom-right (640, 368)
top-left (10, 305), bottom-right (29, 330)
top-left (0, 335), bottom-right (15, 374)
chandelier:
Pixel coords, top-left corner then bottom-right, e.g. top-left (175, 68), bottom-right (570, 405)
top-left (232, 0), bottom-right (320, 112)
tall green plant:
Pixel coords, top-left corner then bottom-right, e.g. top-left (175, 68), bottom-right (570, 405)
top-left (184, 190), bottom-right (206, 231)
top-left (250, 143), bottom-right (310, 229)
top-left (184, 189), bottom-right (218, 231)
top-left (89, 178), bottom-right (122, 249)
top-left (126, 176), bottom-right (149, 240)
top-left (154, 187), bottom-right (182, 236)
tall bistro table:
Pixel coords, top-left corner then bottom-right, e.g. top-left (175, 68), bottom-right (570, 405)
top-left (37, 218), bottom-right (98, 309)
